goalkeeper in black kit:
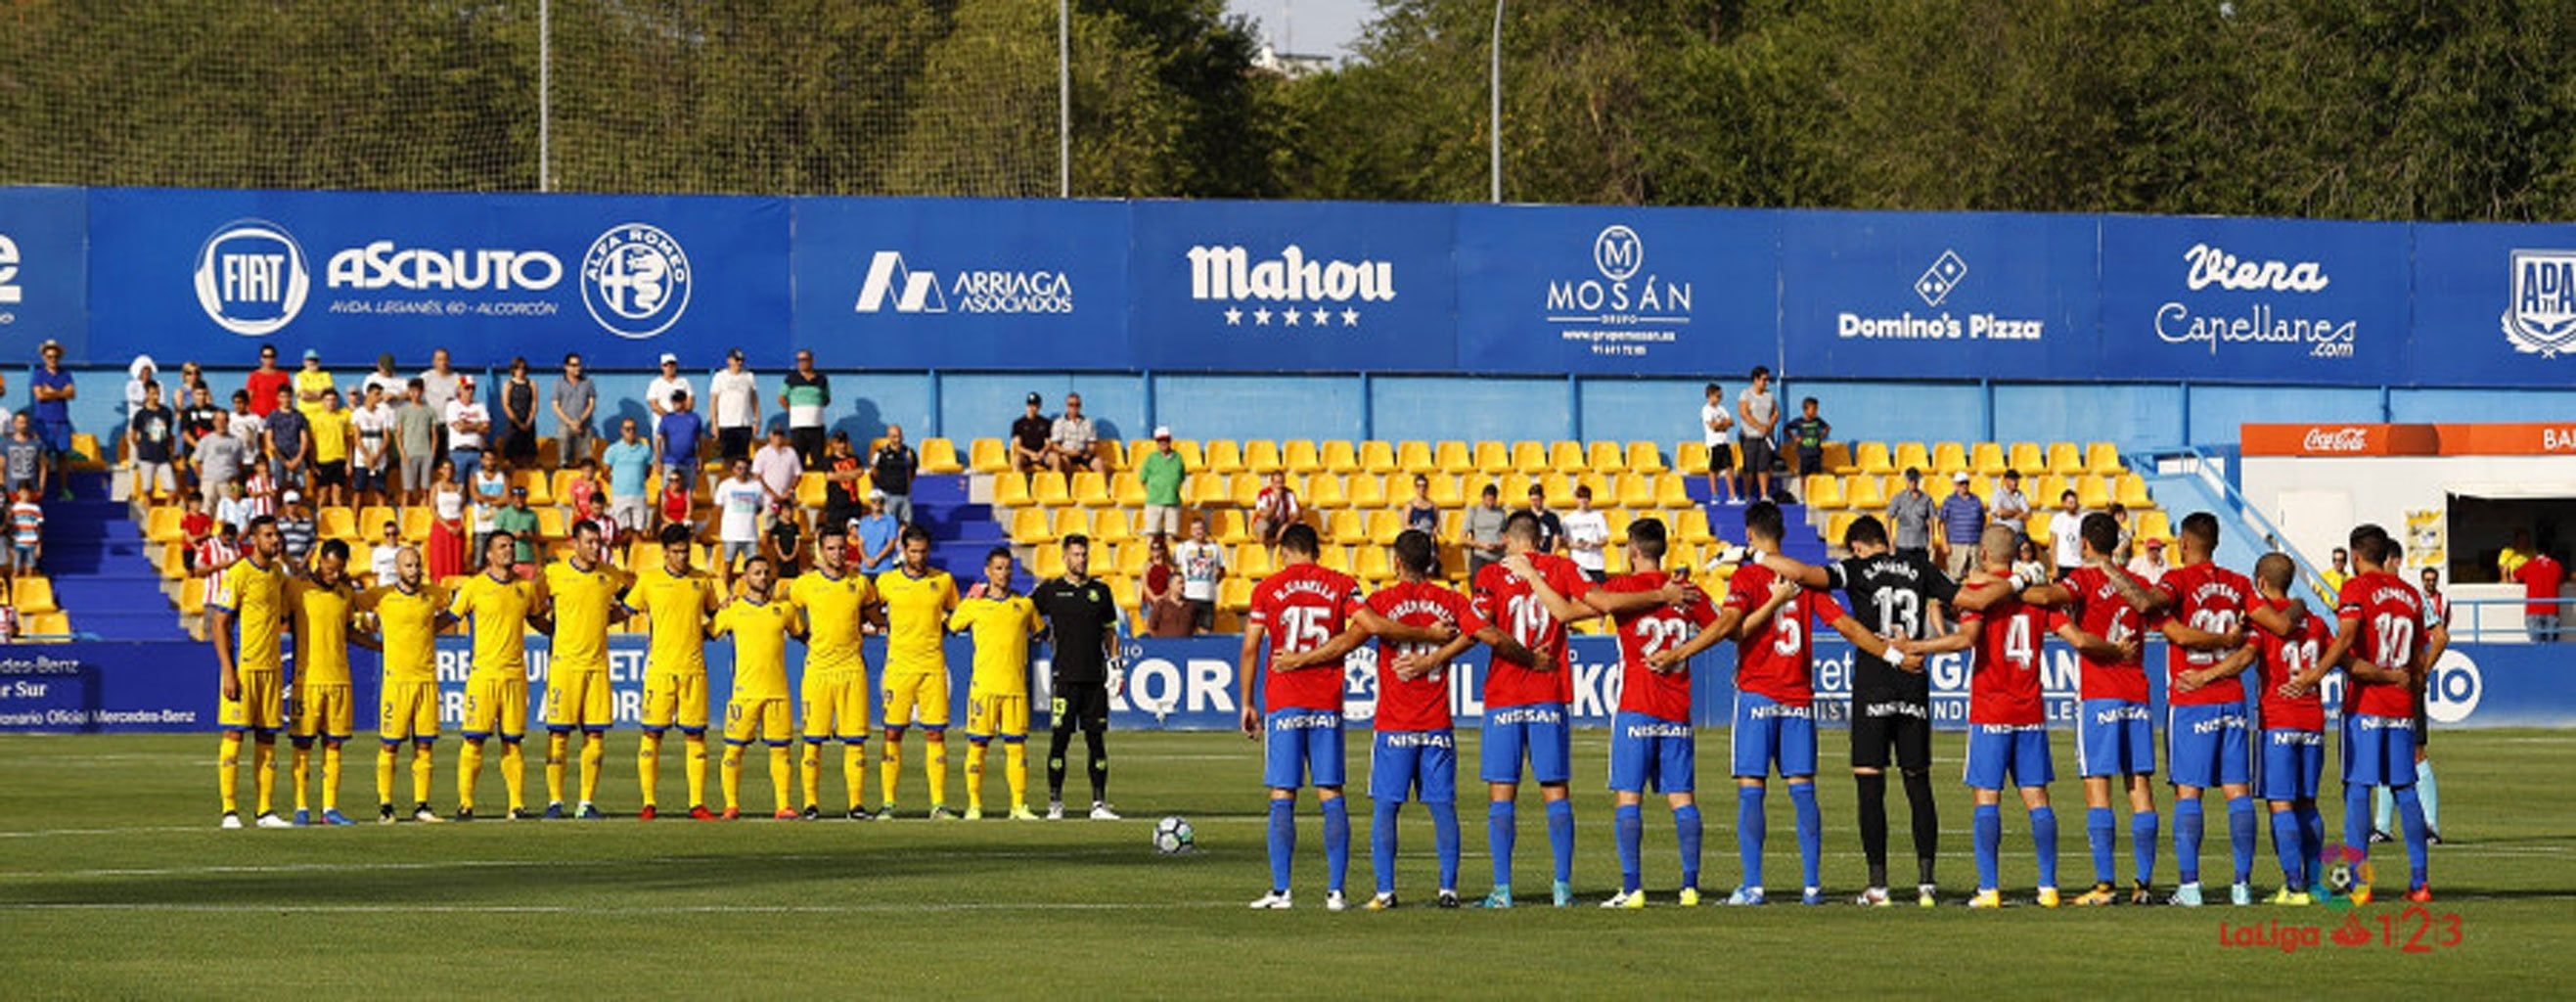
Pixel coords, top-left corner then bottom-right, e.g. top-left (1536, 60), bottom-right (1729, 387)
top-left (1032, 533), bottom-right (1124, 821)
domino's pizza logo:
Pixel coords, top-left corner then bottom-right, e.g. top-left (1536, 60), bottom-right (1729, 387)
top-left (580, 223), bottom-right (693, 339)
top-left (1915, 250), bottom-right (1967, 307)
top-left (194, 220), bottom-right (312, 337)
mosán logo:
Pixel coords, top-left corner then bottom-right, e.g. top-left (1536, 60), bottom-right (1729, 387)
top-left (1191, 244), bottom-right (1389, 329)
top-left (2155, 243), bottom-right (2353, 359)
top-left (1837, 249), bottom-right (2043, 342)
top-left (1543, 225), bottom-right (1692, 359)
top-left (852, 250), bottom-right (1073, 316)
top-left (2503, 249), bottom-right (2576, 358)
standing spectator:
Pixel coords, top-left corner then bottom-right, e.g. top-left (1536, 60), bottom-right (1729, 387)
top-left (714, 458), bottom-right (763, 577)
top-left (708, 348), bottom-right (761, 465)
top-left (2048, 489), bottom-right (2084, 578)
top-left (7, 485), bottom-right (41, 580)
top-left (551, 353), bottom-right (595, 470)
top-left (241, 462), bottom-right (278, 522)
top-left (179, 492), bottom-right (214, 573)
top-left (393, 380), bottom-right (437, 508)
top-left (126, 380), bottom-right (179, 503)
top-left (1523, 484), bottom-right (1562, 555)
top-left (1401, 474), bottom-right (1438, 535)
top-left (2420, 566), bottom-right (2450, 629)
top-left (307, 389), bottom-right (352, 510)
top-left (1011, 392), bottom-right (1053, 473)
top-left (2322, 547), bottom-right (2352, 595)
top-left (1700, 382), bottom-right (1739, 505)
top-left (2515, 543), bottom-right (2565, 643)
top-left (1990, 469), bottom-right (2030, 538)
top-left (194, 522), bottom-right (243, 618)
top-left (1886, 470), bottom-right (1934, 563)
top-left (854, 491), bottom-right (900, 574)
top-left (416, 347), bottom-right (465, 441)
top-left (191, 425), bottom-right (245, 506)
top-left (426, 459), bottom-right (467, 581)
top-left (751, 427), bottom-right (803, 519)
top-left (225, 387), bottom-right (264, 450)
top-left (442, 377), bottom-right (488, 486)
top-left (1782, 396), bottom-right (1830, 476)
top-left (123, 355), bottom-right (158, 424)
top-left (780, 349), bottom-right (830, 466)
top-left (1559, 483), bottom-right (1609, 581)
top-left (563, 459), bottom-right (602, 535)
top-left (1048, 392), bottom-right (1099, 473)
top-left (245, 343), bottom-right (289, 418)
top-left (263, 387), bottom-right (310, 494)
top-left (871, 425), bottom-right (919, 525)
top-left (2, 414), bottom-right (41, 500)
top-left (761, 503), bottom-right (807, 578)
top-left (600, 418), bottom-right (654, 539)
top-left (2126, 537), bottom-right (2170, 585)
top-left (27, 340), bottom-right (74, 492)
top-left (350, 384), bottom-right (394, 510)
top-left (276, 490), bottom-right (317, 572)
top-left (1173, 516), bottom-right (1225, 634)
top-left (645, 353), bottom-right (691, 438)
top-left (1934, 471), bottom-right (1985, 579)
top-left (1250, 471), bottom-right (1299, 549)
top-left (1462, 483), bottom-right (1509, 577)
top-left (492, 486), bottom-right (540, 576)
top-left (359, 352), bottom-right (407, 402)
top-left (181, 384), bottom-right (225, 489)
top-left (1141, 533), bottom-right (1192, 638)
top-left (214, 478), bottom-right (256, 533)
top-left (495, 356), bottom-right (538, 467)
top-left (292, 348), bottom-right (334, 418)
top-left (172, 360), bottom-right (206, 402)
top-left (1138, 426), bottom-right (1186, 539)
top-left (2105, 501), bottom-right (2133, 554)
top-left (470, 459), bottom-right (509, 556)
top-left (1737, 366), bottom-right (1780, 504)
top-left (816, 431), bottom-right (866, 533)
top-left (655, 388), bottom-right (703, 487)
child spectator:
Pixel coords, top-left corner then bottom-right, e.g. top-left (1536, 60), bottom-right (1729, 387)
top-left (8, 486), bottom-right (42, 579)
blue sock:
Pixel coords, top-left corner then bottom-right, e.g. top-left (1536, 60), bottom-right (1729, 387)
top-left (1432, 801), bottom-right (1461, 892)
top-left (2175, 797), bottom-right (2203, 884)
top-left (2394, 785), bottom-right (2430, 889)
top-left (1371, 798), bottom-right (1401, 895)
top-left (1973, 803), bottom-right (2002, 890)
top-left (2416, 761), bottom-right (2439, 832)
top-left (1547, 798), bottom-right (1575, 885)
top-left (2270, 809), bottom-right (2306, 887)
top-left (2030, 805), bottom-right (2059, 888)
top-left (2086, 806), bottom-right (2116, 885)
top-left (1675, 804), bottom-right (1702, 890)
top-left (1322, 797), bottom-right (1351, 894)
top-left (2296, 804), bottom-right (2325, 888)
top-left (1736, 786), bottom-right (1767, 890)
top-left (2228, 797), bottom-right (2257, 885)
top-left (1615, 803), bottom-right (1644, 892)
top-left (1487, 800), bottom-right (1516, 889)
top-left (2374, 784), bottom-right (2394, 834)
top-left (1266, 798), bottom-right (1295, 893)
top-left (2132, 809), bottom-right (2159, 887)
top-left (1789, 783), bottom-right (1822, 890)
top-left (2343, 784), bottom-right (2373, 870)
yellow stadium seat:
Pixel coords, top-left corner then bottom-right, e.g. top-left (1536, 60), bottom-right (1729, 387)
top-left (1678, 508), bottom-right (1715, 546)
top-left (794, 473), bottom-right (829, 510)
top-left (1578, 472), bottom-right (1613, 502)
top-left (1357, 544), bottom-right (1393, 581)
top-left (1308, 474), bottom-right (1348, 509)
top-left (1368, 510), bottom-right (1406, 546)
top-left (919, 438), bottom-right (963, 475)
top-left (1110, 473), bottom-right (1148, 507)
top-left (1821, 441), bottom-right (1855, 475)
top-left (401, 507), bottom-right (433, 542)
top-left (536, 507), bottom-right (567, 540)
top-left (1626, 441), bottom-right (1666, 474)
top-left (318, 506), bottom-right (358, 541)
top-left (1604, 510), bottom-right (1635, 545)
top-left (2026, 511), bottom-right (2053, 543)
top-left (1360, 440), bottom-right (1398, 475)
top-left (2077, 476), bottom-right (2114, 511)
top-left (1503, 440), bottom-right (1542, 474)
top-left (2136, 509), bottom-right (2172, 542)
top-left (1616, 474), bottom-right (1656, 509)
top-left (1589, 441), bottom-right (1626, 474)
top-left (1028, 472), bottom-right (1071, 507)
top-left (1474, 441), bottom-right (1512, 473)
top-left (1506, 473), bottom-right (1540, 503)
top-left (1115, 541), bottom-right (1151, 577)
top-left (1219, 576), bottom-right (1254, 613)
top-left (2045, 442), bottom-right (2084, 476)
top-left (1603, 546), bottom-right (1630, 575)
top-left (1181, 472), bottom-right (1222, 507)
top-left (24, 612), bottom-right (69, 637)
top-left (2034, 475), bottom-right (2069, 508)
top-left (1173, 440), bottom-right (1205, 469)
top-left (14, 577), bottom-right (57, 615)
top-left (1091, 509), bottom-right (1133, 543)
top-left (1053, 508), bottom-right (1093, 539)
top-left (1009, 508), bottom-right (1052, 545)
top-left (1969, 475), bottom-right (1995, 502)
top-left (1826, 512), bottom-right (1860, 549)
top-left (1320, 440), bottom-right (1359, 474)
top-left (2115, 474), bottom-right (2152, 509)
top-left (1971, 441), bottom-right (2008, 477)
top-left (1032, 544), bottom-right (1065, 579)
top-left (1221, 473), bottom-right (1257, 509)
top-left (1844, 476), bottom-right (1887, 510)
top-left (1326, 510), bottom-right (1366, 545)
top-left (1211, 509), bottom-right (1250, 546)
top-left (1855, 441), bottom-right (1894, 476)
top-left (1931, 442), bottom-right (1969, 476)
top-left (1243, 439), bottom-right (1284, 474)
top-left (144, 505), bottom-right (184, 543)
top-left (992, 473), bottom-right (1033, 509)
top-left (1654, 474), bottom-right (1694, 509)
top-left (1235, 543), bottom-right (1275, 578)
top-left (1284, 439), bottom-right (1323, 474)
top-left (356, 505), bottom-right (398, 540)
top-left (1204, 439), bottom-right (1243, 475)
top-left (1123, 439), bottom-right (1157, 471)
top-left (1070, 472), bottom-right (1111, 507)
top-left (1549, 440), bottom-right (1586, 473)
top-left (179, 584), bottom-right (205, 615)
top-left (1394, 440), bottom-right (1432, 474)
top-left (1428, 475), bottom-right (1466, 508)
top-left (1804, 476), bottom-right (1846, 510)
top-left (1893, 441), bottom-right (1931, 475)
top-left (2085, 441), bottom-right (2123, 475)
top-left (1676, 441), bottom-right (1710, 475)
top-left (158, 543), bottom-right (187, 580)
top-left (1347, 475), bottom-right (1388, 509)
top-left (69, 433), bottom-right (100, 466)
top-left (2008, 442), bottom-right (2045, 477)
top-left (1435, 441), bottom-right (1473, 475)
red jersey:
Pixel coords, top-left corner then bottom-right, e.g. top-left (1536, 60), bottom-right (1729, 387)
top-left (2515, 554), bottom-right (2565, 615)
top-left (1962, 593), bottom-right (2049, 726)
top-left (1724, 564), bottom-right (1845, 707)
top-left (1248, 561), bottom-right (1367, 713)
top-left (2153, 560), bottom-right (2253, 706)
top-left (1471, 553), bottom-right (1591, 708)
top-left (2253, 596), bottom-right (2327, 732)
top-left (245, 369), bottom-right (290, 417)
top-left (2057, 566), bottom-right (2148, 704)
top-left (1366, 580), bottom-right (1487, 732)
top-left (2334, 571), bottom-right (2430, 719)
top-left (1605, 569), bottom-right (1718, 723)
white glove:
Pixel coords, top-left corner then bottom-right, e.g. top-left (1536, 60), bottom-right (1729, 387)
top-left (1107, 663), bottom-right (1126, 700)
top-left (2011, 564), bottom-right (2050, 592)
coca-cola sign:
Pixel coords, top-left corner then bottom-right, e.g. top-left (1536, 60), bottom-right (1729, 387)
top-left (2301, 427), bottom-right (2373, 452)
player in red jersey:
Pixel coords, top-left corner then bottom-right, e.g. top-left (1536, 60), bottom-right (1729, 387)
top-left (2284, 525), bottom-right (2446, 903)
top-left (1473, 512), bottom-right (1599, 906)
top-left (2209, 553), bottom-right (2330, 903)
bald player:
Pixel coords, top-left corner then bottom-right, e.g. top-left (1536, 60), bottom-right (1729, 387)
top-left (357, 545), bottom-right (448, 823)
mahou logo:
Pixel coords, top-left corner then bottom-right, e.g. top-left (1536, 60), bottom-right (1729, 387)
top-left (2302, 427), bottom-right (2372, 452)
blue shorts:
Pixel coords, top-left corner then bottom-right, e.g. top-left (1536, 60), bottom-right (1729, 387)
top-left (2075, 698), bottom-right (2153, 778)
top-left (33, 418), bottom-right (68, 456)
top-left (2258, 728), bottom-right (2324, 801)
top-left (1480, 703), bottom-right (1570, 786)
top-left (1965, 724), bottom-right (2055, 790)
top-left (1607, 711), bottom-right (1695, 795)
top-left (1370, 730), bottom-right (1458, 804)
top-left (2341, 714), bottom-right (2418, 788)
top-left (1263, 709), bottom-right (1346, 791)
top-left (2166, 703), bottom-right (2251, 789)
top-left (1732, 692), bottom-right (1817, 779)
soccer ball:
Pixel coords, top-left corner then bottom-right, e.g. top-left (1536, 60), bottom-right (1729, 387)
top-left (1152, 816), bottom-right (1195, 854)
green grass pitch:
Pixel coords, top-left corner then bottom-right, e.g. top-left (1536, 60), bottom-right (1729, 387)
top-left (0, 728), bottom-right (2567, 997)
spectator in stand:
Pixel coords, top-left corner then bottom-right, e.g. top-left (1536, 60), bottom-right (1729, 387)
top-left (173, 360), bottom-right (206, 402)
top-left (1250, 471), bottom-right (1300, 550)
top-left (751, 426), bottom-right (803, 524)
top-left (2322, 546), bottom-right (2352, 595)
top-left (8, 485), bottom-right (41, 580)
top-left (126, 380), bottom-right (179, 503)
top-left (178, 491), bottom-right (214, 575)
top-left (1523, 484), bottom-right (1562, 555)
top-left (1990, 469), bottom-right (2030, 539)
top-left (1011, 392), bottom-right (1053, 473)
top-left (2012, 537), bottom-right (2050, 587)
top-left (1174, 515), bottom-right (1225, 635)
top-left (360, 352), bottom-right (407, 402)
top-left (276, 489), bottom-right (317, 573)
top-left (854, 490), bottom-right (899, 574)
top-left (564, 459), bottom-right (603, 539)
top-left (657, 468), bottom-right (694, 537)
top-left (417, 347), bottom-right (464, 453)
top-left (292, 348), bottom-right (334, 418)
top-left (367, 520), bottom-right (402, 583)
top-left (194, 521), bottom-right (243, 622)
top-left (1401, 474), bottom-right (1438, 536)
top-left (214, 478), bottom-right (256, 533)
top-left (713, 458), bottom-right (764, 578)
top-left (470, 458), bottom-right (509, 556)
top-left (263, 386), bottom-right (311, 494)
top-left (761, 501), bottom-right (806, 577)
top-left (2048, 489), bottom-right (2084, 578)
top-left (495, 356), bottom-right (538, 467)
top-left (655, 388), bottom-right (703, 487)
top-left (28, 340), bottom-right (74, 493)
top-left (2106, 501), bottom-right (2133, 554)
top-left (600, 418), bottom-right (654, 540)
top-left (1737, 366), bottom-right (1780, 504)
top-left (2421, 566), bottom-right (2450, 627)
top-left (1048, 392), bottom-right (1099, 473)
top-left (708, 347), bottom-right (761, 465)
top-left (645, 352), bottom-right (690, 439)
top-left (351, 384), bottom-right (394, 510)
top-left (817, 431), bottom-right (865, 533)
top-left (2514, 541), bottom-right (2565, 643)
top-left (1560, 483), bottom-right (1609, 582)
top-left (1700, 382), bottom-right (1739, 505)
top-left (2499, 529), bottom-right (2533, 580)
top-left (2126, 536), bottom-right (2170, 585)
top-left (226, 387), bottom-right (264, 451)
top-left (2, 414), bottom-right (41, 500)
top-left (492, 486), bottom-right (540, 576)
top-left (308, 388), bottom-right (352, 510)
top-left (426, 459), bottom-right (467, 580)
top-left (123, 355), bottom-right (158, 424)
top-left (1463, 483), bottom-right (1509, 577)
top-left (1782, 396), bottom-right (1830, 477)
top-left (442, 376), bottom-right (488, 486)
top-left (1141, 533), bottom-right (1192, 638)
top-left (181, 384), bottom-right (225, 490)
top-left (871, 425), bottom-right (919, 525)
top-left (245, 343), bottom-right (289, 418)
top-left (780, 349), bottom-right (830, 466)
top-left (393, 380), bottom-right (437, 508)
top-left (552, 353), bottom-right (595, 470)
top-left (1934, 471), bottom-right (1986, 579)
top-left (191, 418), bottom-right (245, 502)
top-left (242, 462), bottom-right (278, 522)
top-left (1139, 426), bottom-right (1186, 539)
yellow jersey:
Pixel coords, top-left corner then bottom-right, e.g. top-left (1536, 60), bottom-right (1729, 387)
top-left (292, 369), bottom-right (335, 418)
top-left (877, 568), bottom-right (958, 676)
top-left (286, 575), bottom-right (357, 686)
top-left (712, 597), bottom-right (802, 702)
top-left (788, 569), bottom-right (874, 676)
top-left (947, 593), bottom-right (1041, 696)
top-left (447, 570), bottom-right (536, 680)
top-left (212, 557), bottom-right (292, 672)
top-left (307, 407), bottom-right (349, 464)
top-left (359, 582), bottom-right (446, 684)
top-left (543, 560), bottom-right (629, 673)
top-left (625, 569), bottom-right (718, 676)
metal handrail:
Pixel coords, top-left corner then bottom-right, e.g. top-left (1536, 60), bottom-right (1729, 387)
top-left (2437, 595), bottom-right (2575, 644)
top-left (2127, 443), bottom-right (2338, 599)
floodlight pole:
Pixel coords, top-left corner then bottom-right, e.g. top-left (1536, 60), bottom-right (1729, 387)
top-left (538, 0), bottom-right (552, 192)
top-left (1060, 0), bottom-right (1072, 199)
top-left (1489, 0), bottom-right (1503, 204)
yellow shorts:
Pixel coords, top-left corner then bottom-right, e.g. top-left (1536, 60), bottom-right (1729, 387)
top-left (461, 675), bottom-right (528, 741)
top-left (544, 668), bottom-right (613, 732)
top-left (379, 679), bottom-right (440, 742)
top-left (642, 672), bottom-right (710, 734)
top-left (882, 671), bottom-right (951, 730)
top-left (723, 698), bottom-right (794, 746)
top-left (218, 669), bottom-right (286, 734)
top-left (802, 670), bottom-right (872, 742)
top-left (291, 681), bottom-right (355, 741)
top-left (966, 691), bottom-right (1028, 741)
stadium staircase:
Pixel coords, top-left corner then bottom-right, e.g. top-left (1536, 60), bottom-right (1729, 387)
top-left (33, 472), bottom-right (186, 641)
top-left (910, 475), bottom-right (1009, 577)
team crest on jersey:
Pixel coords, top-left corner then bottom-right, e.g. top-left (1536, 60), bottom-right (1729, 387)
top-left (2503, 249), bottom-right (2576, 358)
top-left (1340, 645), bottom-right (1379, 723)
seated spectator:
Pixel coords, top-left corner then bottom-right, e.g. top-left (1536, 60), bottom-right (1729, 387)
top-left (1047, 392), bottom-right (1099, 473)
top-left (817, 431), bottom-right (865, 532)
top-left (854, 490), bottom-right (899, 574)
top-left (492, 486), bottom-right (540, 576)
top-left (1174, 516), bottom-right (1225, 635)
top-left (2012, 537), bottom-right (2050, 587)
top-left (180, 492), bottom-right (215, 574)
top-left (762, 502), bottom-right (805, 578)
top-left (1139, 426), bottom-right (1186, 539)
top-left (1251, 471), bottom-right (1299, 549)
top-left (1401, 475), bottom-right (1438, 536)
top-left (1011, 392), bottom-right (1053, 473)
top-left (1141, 533), bottom-right (1193, 638)
top-left (368, 520), bottom-right (402, 584)
top-left (1782, 395), bottom-right (1830, 476)
top-left (751, 426), bottom-right (803, 522)
top-left (276, 489), bottom-right (317, 573)
top-left (243, 461), bottom-right (280, 522)
top-left (214, 478), bottom-right (256, 533)
top-left (2127, 536), bottom-right (2168, 584)
top-left (7, 486), bottom-right (41, 579)
top-left (658, 468), bottom-right (696, 537)
top-left (564, 458), bottom-right (603, 530)
top-left (871, 425), bottom-right (918, 524)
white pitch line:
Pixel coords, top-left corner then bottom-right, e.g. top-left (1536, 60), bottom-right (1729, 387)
top-left (4, 847), bottom-right (1148, 881)
top-left (0, 901), bottom-right (1237, 915)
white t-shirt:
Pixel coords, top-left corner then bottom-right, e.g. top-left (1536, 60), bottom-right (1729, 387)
top-left (750, 443), bottom-right (801, 498)
top-left (2050, 509), bottom-right (2084, 567)
top-left (370, 543), bottom-right (400, 582)
top-left (1175, 540), bottom-right (1226, 602)
top-left (417, 369), bottom-right (464, 414)
top-left (351, 403), bottom-right (394, 468)
top-left (1560, 508), bottom-right (1609, 572)
top-left (708, 369), bottom-right (758, 429)
top-left (1699, 402), bottom-right (1733, 447)
top-left (444, 399), bottom-right (488, 451)
top-left (1738, 387), bottom-right (1776, 441)
top-left (361, 372), bottom-right (408, 401)
top-left (645, 375), bottom-right (692, 433)
top-left (715, 478), bottom-right (763, 542)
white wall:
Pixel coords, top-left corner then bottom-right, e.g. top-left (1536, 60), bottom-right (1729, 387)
top-left (2240, 454), bottom-right (2576, 570)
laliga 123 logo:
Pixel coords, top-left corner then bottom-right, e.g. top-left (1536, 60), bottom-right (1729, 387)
top-left (2318, 843), bottom-right (2373, 910)
top-left (2503, 249), bottom-right (2576, 357)
top-left (581, 223), bottom-right (692, 339)
top-left (195, 219), bottom-right (313, 336)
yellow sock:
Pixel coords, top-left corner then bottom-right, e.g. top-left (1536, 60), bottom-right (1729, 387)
top-left (376, 744), bottom-right (397, 808)
top-left (721, 745), bottom-right (745, 811)
top-left (218, 734), bottom-right (243, 814)
top-left (291, 744), bottom-right (312, 812)
top-left (321, 743), bottom-right (342, 811)
top-left (685, 736), bottom-right (709, 808)
top-left (252, 741), bottom-right (276, 815)
top-left (500, 742), bottom-right (525, 811)
top-left (411, 743), bottom-right (433, 805)
top-left (800, 742), bottom-right (823, 808)
top-left (768, 746), bottom-right (791, 814)
top-left (637, 732), bottom-right (662, 808)
top-left (579, 735), bottom-right (604, 805)
top-left (965, 741), bottom-right (986, 812)
top-left (1006, 742), bottom-right (1028, 810)
top-left (926, 734), bottom-right (949, 809)
top-left (842, 743), bottom-right (866, 810)
top-left (546, 732), bottom-right (569, 805)
top-left (881, 736), bottom-right (903, 808)
top-left (459, 740), bottom-right (483, 812)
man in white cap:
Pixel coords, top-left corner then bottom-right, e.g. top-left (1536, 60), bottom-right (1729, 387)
top-left (276, 489), bottom-right (318, 573)
top-left (1140, 426), bottom-right (1186, 540)
top-left (1935, 470), bottom-right (1987, 580)
top-left (645, 353), bottom-right (691, 438)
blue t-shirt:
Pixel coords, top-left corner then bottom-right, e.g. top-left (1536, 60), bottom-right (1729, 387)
top-left (1938, 492), bottom-right (1987, 544)
top-left (601, 439), bottom-right (653, 499)
top-left (658, 411), bottom-right (702, 467)
top-left (856, 513), bottom-right (899, 573)
top-left (28, 367), bottom-right (71, 424)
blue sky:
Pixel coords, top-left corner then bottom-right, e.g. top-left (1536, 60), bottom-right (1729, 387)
top-left (1228, 0), bottom-right (1373, 59)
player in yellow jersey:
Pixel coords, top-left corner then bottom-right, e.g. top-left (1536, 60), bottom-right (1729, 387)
top-left (790, 525), bottom-right (878, 820)
top-left (442, 531), bottom-right (539, 820)
top-left (713, 556), bottom-right (806, 819)
top-left (948, 546), bottom-right (1044, 820)
top-left (209, 516), bottom-right (293, 829)
top-left (877, 524), bottom-right (961, 819)
top-left (285, 540), bottom-right (363, 826)
top-left (623, 523), bottom-right (723, 820)
top-left (357, 545), bottom-right (448, 823)
top-left (535, 519), bottom-right (631, 820)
